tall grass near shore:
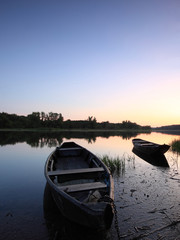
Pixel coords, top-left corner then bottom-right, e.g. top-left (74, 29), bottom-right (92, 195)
top-left (171, 139), bottom-right (180, 153)
top-left (100, 154), bottom-right (135, 176)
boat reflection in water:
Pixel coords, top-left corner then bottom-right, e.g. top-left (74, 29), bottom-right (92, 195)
top-left (43, 183), bottom-right (110, 240)
top-left (132, 148), bottom-right (169, 168)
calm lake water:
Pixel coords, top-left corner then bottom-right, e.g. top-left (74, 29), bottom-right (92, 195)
top-left (1, 131), bottom-right (180, 240)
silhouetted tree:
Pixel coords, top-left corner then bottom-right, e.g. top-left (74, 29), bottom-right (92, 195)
top-left (0, 112), bottom-right (151, 130)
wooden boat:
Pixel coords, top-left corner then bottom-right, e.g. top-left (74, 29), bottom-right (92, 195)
top-left (132, 138), bottom-right (170, 155)
top-left (44, 142), bottom-right (114, 232)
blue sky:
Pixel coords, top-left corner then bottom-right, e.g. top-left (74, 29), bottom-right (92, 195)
top-left (0, 0), bottom-right (180, 127)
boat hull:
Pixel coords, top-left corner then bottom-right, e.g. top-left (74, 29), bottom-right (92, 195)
top-left (50, 184), bottom-right (113, 230)
top-left (132, 138), bottom-right (170, 155)
top-left (43, 183), bottom-right (111, 240)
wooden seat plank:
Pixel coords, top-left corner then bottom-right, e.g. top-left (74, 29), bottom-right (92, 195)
top-left (58, 181), bottom-right (107, 193)
top-left (58, 147), bottom-right (82, 151)
top-left (48, 167), bottom-right (104, 176)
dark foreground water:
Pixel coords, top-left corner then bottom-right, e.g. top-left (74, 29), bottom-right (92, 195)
top-left (1, 131), bottom-right (180, 240)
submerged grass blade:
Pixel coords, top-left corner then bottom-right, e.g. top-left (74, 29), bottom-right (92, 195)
top-left (100, 154), bottom-right (135, 176)
top-left (171, 139), bottom-right (180, 153)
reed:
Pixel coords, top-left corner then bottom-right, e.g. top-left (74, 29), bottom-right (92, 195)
top-left (171, 139), bottom-right (180, 153)
top-left (100, 154), bottom-right (134, 175)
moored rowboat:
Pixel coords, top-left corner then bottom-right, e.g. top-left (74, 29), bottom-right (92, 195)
top-left (132, 138), bottom-right (170, 155)
top-left (44, 142), bottom-right (114, 232)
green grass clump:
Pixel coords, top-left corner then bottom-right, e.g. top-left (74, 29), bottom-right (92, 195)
top-left (100, 154), bottom-right (134, 176)
top-left (171, 139), bottom-right (180, 153)
top-left (101, 155), bottom-right (121, 174)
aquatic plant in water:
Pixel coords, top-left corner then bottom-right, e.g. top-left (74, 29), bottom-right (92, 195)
top-left (100, 154), bottom-right (135, 176)
top-left (171, 139), bottom-right (180, 153)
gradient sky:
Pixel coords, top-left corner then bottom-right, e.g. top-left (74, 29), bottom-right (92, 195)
top-left (1, 0), bottom-right (180, 127)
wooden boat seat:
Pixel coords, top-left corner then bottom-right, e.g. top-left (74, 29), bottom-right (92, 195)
top-left (141, 143), bottom-right (155, 146)
top-left (48, 167), bottom-right (104, 177)
top-left (58, 147), bottom-right (82, 151)
top-left (57, 147), bottom-right (82, 157)
top-left (58, 181), bottom-right (107, 193)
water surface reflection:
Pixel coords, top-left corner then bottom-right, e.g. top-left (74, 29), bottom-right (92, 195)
top-left (132, 147), bottom-right (169, 167)
top-left (1, 131), bottom-right (180, 239)
top-left (0, 130), bottom-right (141, 147)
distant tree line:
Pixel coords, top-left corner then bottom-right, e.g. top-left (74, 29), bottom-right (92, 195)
top-left (0, 112), bottom-right (151, 130)
top-left (154, 125), bottom-right (180, 131)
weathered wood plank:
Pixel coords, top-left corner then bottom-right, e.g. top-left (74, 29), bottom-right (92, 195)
top-left (50, 159), bottom-right (54, 171)
top-left (48, 167), bottom-right (104, 176)
top-left (58, 147), bottom-right (82, 151)
top-left (58, 181), bottom-right (107, 193)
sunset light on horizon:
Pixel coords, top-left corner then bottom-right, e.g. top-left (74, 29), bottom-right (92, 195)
top-left (1, 0), bottom-right (180, 128)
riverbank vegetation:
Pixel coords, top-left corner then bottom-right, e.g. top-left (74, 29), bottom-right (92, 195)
top-left (0, 112), bottom-right (151, 130)
top-left (171, 139), bottom-right (180, 153)
top-left (100, 154), bottom-right (135, 175)
top-left (101, 155), bottom-right (124, 174)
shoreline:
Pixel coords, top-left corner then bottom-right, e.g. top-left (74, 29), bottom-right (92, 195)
top-left (0, 128), bottom-right (151, 132)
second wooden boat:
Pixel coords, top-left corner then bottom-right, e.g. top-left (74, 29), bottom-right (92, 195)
top-left (44, 142), bottom-right (114, 232)
top-left (132, 138), bottom-right (170, 155)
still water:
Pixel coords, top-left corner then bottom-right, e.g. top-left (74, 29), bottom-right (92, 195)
top-left (1, 131), bottom-right (180, 240)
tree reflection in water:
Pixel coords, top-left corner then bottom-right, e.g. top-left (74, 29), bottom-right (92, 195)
top-left (0, 130), bottom-right (142, 147)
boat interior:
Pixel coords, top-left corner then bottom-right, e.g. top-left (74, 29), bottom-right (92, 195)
top-left (134, 139), bottom-right (157, 146)
top-left (46, 143), bottom-right (110, 202)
